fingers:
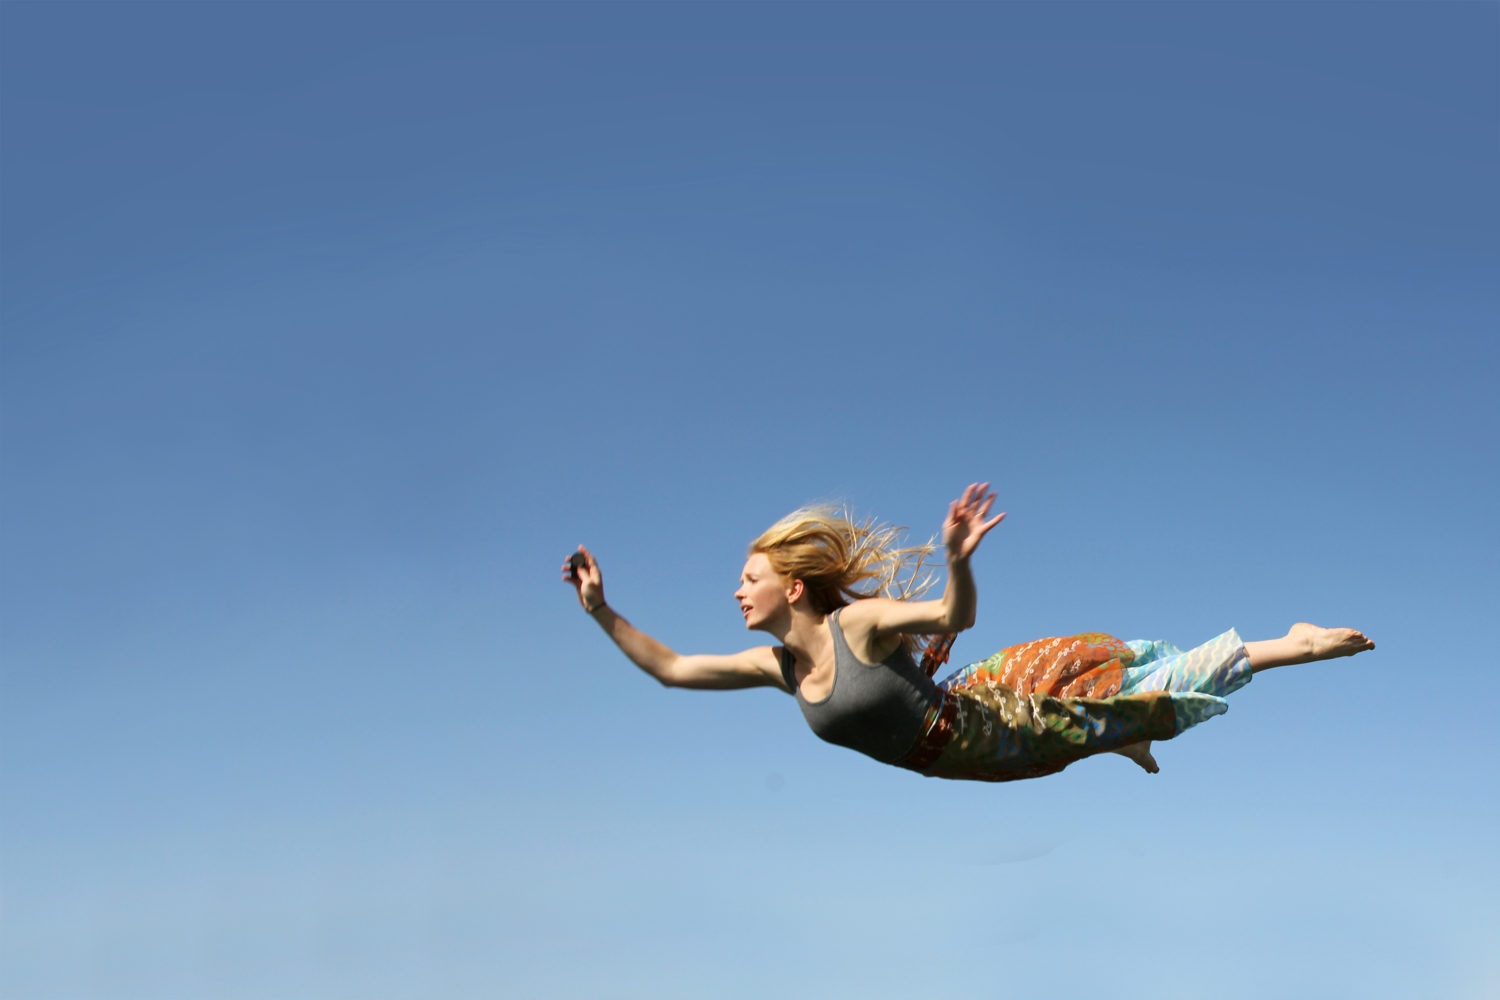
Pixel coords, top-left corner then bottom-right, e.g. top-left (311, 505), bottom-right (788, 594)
top-left (562, 544), bottom-right (607, 614)
top-left (945, 483), bottom-right (1006, 557)
top-left (953, 482), bottom-right (999, 519)
top-left (972, 513), bottom-right (1006, 546)
top-left (561, 545), bottom-right (601, 585)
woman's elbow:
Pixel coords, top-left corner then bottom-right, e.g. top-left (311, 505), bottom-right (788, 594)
top-left (948, 610), bottom-right (977, 632)
top-left (938, 598), bottom-right (976, 633)
top-left (654, 657), bottom-right (691, 688)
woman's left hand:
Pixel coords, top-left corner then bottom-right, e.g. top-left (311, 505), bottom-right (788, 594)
top-left (943, 482), bottom-right (1006, 562)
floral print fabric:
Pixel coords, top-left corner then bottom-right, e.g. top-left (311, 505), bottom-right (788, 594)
top-left (899, 630), bottom-right (1251, 782)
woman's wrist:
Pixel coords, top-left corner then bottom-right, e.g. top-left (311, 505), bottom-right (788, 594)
top-left (585, 600), bottom-right (608, 615)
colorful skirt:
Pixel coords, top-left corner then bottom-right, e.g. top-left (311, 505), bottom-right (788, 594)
top-left (897, 630), bottom-right (1252, 782)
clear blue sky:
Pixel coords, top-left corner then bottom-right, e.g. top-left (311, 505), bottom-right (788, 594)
top-left (3, 3), bottom-right (1496, 998)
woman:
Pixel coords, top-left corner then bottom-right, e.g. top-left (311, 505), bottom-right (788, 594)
top-left (562, 483), bottom-right (1374, 781)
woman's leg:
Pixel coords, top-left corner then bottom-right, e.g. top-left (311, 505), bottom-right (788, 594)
top-left (1113, 624), bottom-right (1373, 772)
top-left (1244, 623), bottom-right (1375, 674)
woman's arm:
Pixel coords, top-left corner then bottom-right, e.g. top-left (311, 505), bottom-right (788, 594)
top-left (563, 546), bottom-right (787, 691)
top-left (844, 483), bottom-right (1005, 638)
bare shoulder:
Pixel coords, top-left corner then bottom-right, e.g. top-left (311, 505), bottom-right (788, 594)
top-left (839, 596), bottom-right (944, 634)
top-left (833, 599), bottom-right (903, 663)
top-left (833, 598), bottom-right (890, 630)
top-left (742, 644), bottom-right (790, 691)
top-left (743, 644), bottom-right (783, 673)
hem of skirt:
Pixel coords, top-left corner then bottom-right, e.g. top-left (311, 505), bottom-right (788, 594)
top-left (1171, 693), bottom-right (1231, 735)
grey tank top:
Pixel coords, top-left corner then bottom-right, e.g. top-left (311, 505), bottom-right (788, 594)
top-left (779, 608), bottom-right (943, 764)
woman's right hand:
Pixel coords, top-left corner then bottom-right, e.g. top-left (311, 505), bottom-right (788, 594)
top-left (562, 545), bottom-right (606, 613)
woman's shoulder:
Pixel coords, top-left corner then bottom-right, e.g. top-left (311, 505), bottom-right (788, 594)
top-left (835, 597), bottom-right (900, 631)
top-left (832, 599), bottom-right (907, 664)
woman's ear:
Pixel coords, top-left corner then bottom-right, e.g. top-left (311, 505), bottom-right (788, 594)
top-left (786, 578), bottom-right (806, 606)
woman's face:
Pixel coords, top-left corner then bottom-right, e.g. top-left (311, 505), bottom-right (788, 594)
top-left (735, 552), bottom-right (792, 630)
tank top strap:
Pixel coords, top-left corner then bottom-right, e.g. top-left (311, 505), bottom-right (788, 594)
top-left (827, 607), bottom-right (852, 659)
top-left (777, 645), bottom-right (797, 694)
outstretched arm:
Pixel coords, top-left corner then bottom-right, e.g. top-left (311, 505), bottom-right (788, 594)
top-left (562, 546), bottom-right (787, 691)
top-left (848, 483), bottom-right (1006, 637)
top-left (934, 481), bottom-right (1005, 630)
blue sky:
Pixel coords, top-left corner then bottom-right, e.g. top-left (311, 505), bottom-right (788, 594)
top-left (3, 2), bottom-right (1496, 997)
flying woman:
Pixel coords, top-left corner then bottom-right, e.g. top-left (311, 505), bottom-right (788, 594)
top-left (562, 483), bottom-right (1374, 781)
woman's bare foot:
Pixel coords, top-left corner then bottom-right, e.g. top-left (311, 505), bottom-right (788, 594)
top-left (1113, 740), bottom-right (1159, 774)
top-left (1246, 624), bottom-right (1375, 672)
top-left (1288, 623), bottom-right (1376, 661)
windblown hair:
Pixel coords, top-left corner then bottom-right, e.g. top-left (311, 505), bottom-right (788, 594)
top-left (749, 504), bottom-right (938, 629)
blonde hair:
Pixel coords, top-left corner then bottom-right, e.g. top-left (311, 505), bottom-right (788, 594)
top-left (749, 504), bottom-right (937, 622)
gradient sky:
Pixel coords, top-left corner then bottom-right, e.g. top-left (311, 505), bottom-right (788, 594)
top-left (3, 3), bottom-right (1497, 998)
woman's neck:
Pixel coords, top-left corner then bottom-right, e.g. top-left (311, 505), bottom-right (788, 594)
top-left (776, 606), bottom-right (831, 664)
